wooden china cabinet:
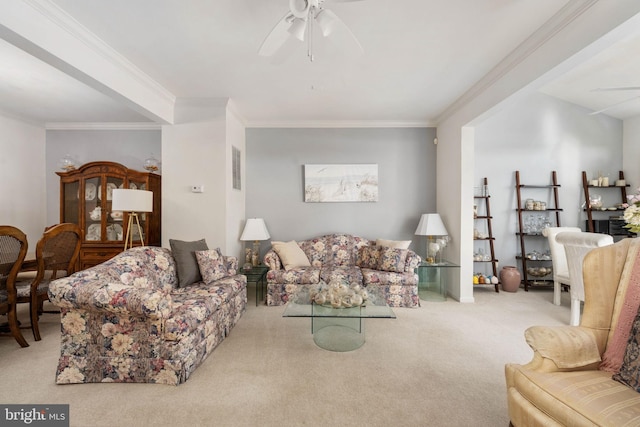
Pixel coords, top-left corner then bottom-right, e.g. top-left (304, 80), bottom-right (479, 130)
top-left (57, 161), bottom-right (161, 270)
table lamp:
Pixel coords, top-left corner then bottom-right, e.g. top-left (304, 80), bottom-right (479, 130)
top-left (240, 218), bottom-right (271, 267)
top-left (415, 213), bottom-right (449, 264)
top-left (111, 189), bottom-right (153, 250)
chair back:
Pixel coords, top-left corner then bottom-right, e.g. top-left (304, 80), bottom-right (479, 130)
top-left (556, 231), bottom-right (614, 301)
top-left (542, 226), bottom-right (581, 282)
top-left (0, 226), bottom-right (28, 298)
top-left (35, 223), bottom-right (82, 281)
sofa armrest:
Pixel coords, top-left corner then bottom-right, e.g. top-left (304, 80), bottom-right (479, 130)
top-left (264, 249), bottom-right (282, 271)
top-left (405, 250), bottom-right (422, 272)
top-left (224, 256), bottom-right (239, 275)
top-left (523, 325), bottom-right (601, 371)
top-left (49, 277), bottom-right (173, 320)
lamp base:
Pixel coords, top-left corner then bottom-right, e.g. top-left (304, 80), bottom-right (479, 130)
top-left (123, 212), bottom-right (145, 250)
top-left (252, 241), bottom-right (261, 266)
top-left (426, 236), bottom-right (442, 265)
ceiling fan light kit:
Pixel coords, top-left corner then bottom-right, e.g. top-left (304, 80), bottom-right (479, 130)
top-left (259, 0), bottom-right (363, 62)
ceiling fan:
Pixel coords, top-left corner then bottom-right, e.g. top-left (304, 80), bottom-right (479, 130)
top-left (588, 86), bottom-right (640, 115)
top-left (258, 0), bottom-right (364, 62)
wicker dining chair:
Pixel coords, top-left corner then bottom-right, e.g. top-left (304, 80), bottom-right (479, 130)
top-left (15, 223), bottom-right (81, 341)
top-left (0, 225), bottom-right (29, 347)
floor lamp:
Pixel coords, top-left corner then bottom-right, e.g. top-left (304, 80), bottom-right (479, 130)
top-left (111, 189), bottom-right (153, 250)
top-left (415, 213), bottom-right (449, 264)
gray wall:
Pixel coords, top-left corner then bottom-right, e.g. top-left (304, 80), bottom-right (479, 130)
top-left (46, 129), bottom-right (161, 226)
top-left (474, 92), bottom-right (623, 277)
top-left (245, 127), bottom-right (436, 257)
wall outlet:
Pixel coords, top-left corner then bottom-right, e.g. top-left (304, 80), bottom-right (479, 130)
top-left (191, 185), bottom-right (204, 193)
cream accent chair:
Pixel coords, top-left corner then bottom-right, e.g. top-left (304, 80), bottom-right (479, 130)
top-left (506, 238), bottom-right (640, 426)
top-left (556, 231), bottom-right (613, 326)
top-left (542, 226), bottom-right (581, 305)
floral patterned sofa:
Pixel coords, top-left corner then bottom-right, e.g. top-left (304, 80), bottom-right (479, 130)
top-left (48, 246), bottom-right (246, 385)
top-left (264, 233), bottom-right (421, 307)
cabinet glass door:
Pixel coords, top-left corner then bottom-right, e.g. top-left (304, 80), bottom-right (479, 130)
top-left (105, 177), bottom-right (124, 242)
top-left (84, 177), bottom-right (101, 242)
top-left (62, 181), bottom-right (80, 224)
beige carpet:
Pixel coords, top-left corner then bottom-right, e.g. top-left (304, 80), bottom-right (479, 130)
top-left (0, 285), bottom-right (571, 427)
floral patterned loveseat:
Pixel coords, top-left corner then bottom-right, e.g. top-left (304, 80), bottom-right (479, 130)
top-left (48, 246), bottom-right (246, 385)
top-left (264, 233), bottom-right (421, 307)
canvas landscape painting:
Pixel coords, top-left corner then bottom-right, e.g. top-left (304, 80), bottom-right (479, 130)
top-left (304, 164), bottom-right (378, 202)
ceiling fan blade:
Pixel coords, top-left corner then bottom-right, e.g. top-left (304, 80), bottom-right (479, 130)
top-left (258, 13), bottom-right (295, 57)
top-left (588, 95), bottom-right (640, 115)
top-left (316, 8), bottom-right (363, 53)
top-left (591, 87), bottom-right (640, 92)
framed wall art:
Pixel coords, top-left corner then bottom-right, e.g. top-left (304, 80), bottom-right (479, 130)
top-left (304, 164), bottom-right (378, 202)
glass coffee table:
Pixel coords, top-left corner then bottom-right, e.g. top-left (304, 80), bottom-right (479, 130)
top-left (282, 285), bottom-right (396, 352)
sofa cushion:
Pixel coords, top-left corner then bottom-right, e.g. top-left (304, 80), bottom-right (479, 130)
top-left (357, 246), bottom-right (381, 269)
top-left (325, 234), bottom-right (370, 266)
top-left (613, 307), bottom-right (640, 391)
top-left (320, 266), bottom-right (363, 285)
top-left (510, 366), bottom-right (640, 426)
top-left (377, 247), bottom-right (409, 272)
top-left (362, 269), bottom-right (418, 286)
top-left (271, 241), bottom-right (311, 271)
top-left (376, 238), bottom-right (411, 249)
top-left (170, 238), bottom-right (209, 287)
top-left (299, 237), bottom-right (329, 267)
top-left (195, 248), bottom-right (228, 284)
top-left (164, 276), bottom-right (245, 341)
top-left (267, 267), bottom-right (320, 285)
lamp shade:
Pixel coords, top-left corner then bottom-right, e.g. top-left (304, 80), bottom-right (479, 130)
top-left (240, 218), bottom-right (271, 241)
top-left (111, 189), bottom-right (153, 213)
top-left (415, 213), bottom-right (448, 236)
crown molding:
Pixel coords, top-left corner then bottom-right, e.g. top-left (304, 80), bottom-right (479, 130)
top-left (435, 0), bottom-right (600, 124)
top-left (45, 122), bottom-right (161, 130)
top-left (25, 0), bottom-right (176, 107)
top-left (244, 120), bottom-right (435, 128)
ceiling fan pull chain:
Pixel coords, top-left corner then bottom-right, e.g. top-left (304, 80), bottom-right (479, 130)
top-left (308, 6), bottom-right (315, 61)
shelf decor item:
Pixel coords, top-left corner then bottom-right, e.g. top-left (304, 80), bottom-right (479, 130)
top-left (58, 154), bottom-right (78, 171)
top-left (415, 213), bottom-right (448, 264)
top-left (111, 189), bottom-right (153, 250)
top-left (143, 154), bottom-right (160, 173)
top-left (240, 218), bottom-right (271, 266)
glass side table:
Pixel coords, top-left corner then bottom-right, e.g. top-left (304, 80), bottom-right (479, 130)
top-left (241, 265), bottom-right (269, 306)
top-left (416, 261), bottom-right (459, 301)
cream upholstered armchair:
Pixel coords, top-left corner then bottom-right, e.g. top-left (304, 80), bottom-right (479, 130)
top-left (506, 238), bottom-right (640, 426)
top-left (542, 226), bottom-right (581, 305)
top-left (556, 231), bottom-right (613, 326)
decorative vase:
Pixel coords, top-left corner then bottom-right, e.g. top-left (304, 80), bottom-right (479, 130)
top-left (500, 266), bottom-right (521, 292)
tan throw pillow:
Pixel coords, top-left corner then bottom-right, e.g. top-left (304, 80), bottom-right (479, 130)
top-left (271, 241), bottom-right (311, 271)
top-left (376, 238), bottom-right (411, 250)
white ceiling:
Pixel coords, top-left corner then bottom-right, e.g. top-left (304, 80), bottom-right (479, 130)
top-left (0, 0), bottom-right (639, 126)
